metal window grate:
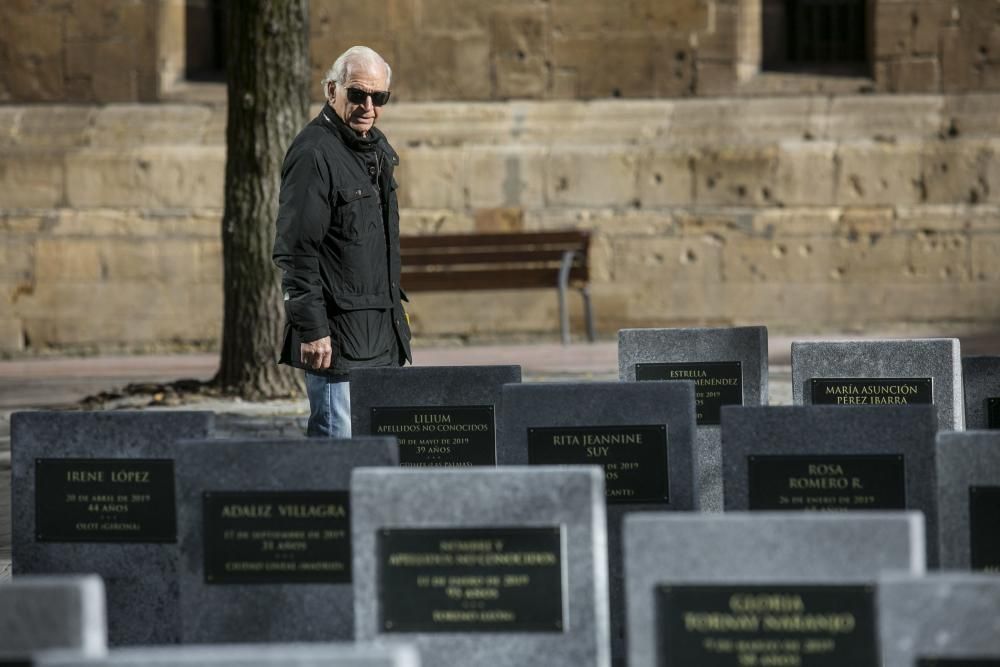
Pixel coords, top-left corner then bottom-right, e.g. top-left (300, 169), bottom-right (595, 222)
top-left (786, 0), bottom-right (867, 65)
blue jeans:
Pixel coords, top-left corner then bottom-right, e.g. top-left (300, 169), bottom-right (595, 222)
top-left (304, 371), bottom-right (352, 438)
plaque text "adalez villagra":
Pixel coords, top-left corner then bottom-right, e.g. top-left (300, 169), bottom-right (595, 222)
top-left (203, 490), bottom-right (351, 584)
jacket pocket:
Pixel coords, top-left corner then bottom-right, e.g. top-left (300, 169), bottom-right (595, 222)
top-left (332, 183), bottom-right (374, 241)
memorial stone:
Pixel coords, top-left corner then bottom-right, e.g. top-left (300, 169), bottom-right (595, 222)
top-left (350, 366), bottom-right (520, 467)
top-left (624, 512), bottom-right (925, 667)
top-left (174, 438), bottom-right (398, 643)
top-left (961, 356), bottom-right (1000, 429)
top-left (35, 644), bottom-right (420, 667)
top-left (721, 405), bottom-right (940, 564)
top-left (618, 326), bottom-right (768, 512)
top-left (791, 338), bottom-right (964, 429)
top-left (0, 576), bottom-right (106, 662)
top-left (936, 431), bottom-right (1000, 571)
top-left (878, 572), bottom-right (1000, 667)
top-left (500, 381), bottom-right (696, 665)
top-left (352, 466), bottom-right (611, 667)
top-left (10, 411), bottom-right (214, 645)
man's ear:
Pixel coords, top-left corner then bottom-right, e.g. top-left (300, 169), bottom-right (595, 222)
top-left (327, 82), bottom-right (337, 103)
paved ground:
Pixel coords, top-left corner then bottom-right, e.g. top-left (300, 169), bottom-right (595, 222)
top-left (2, 331), bottom-right (998, 579)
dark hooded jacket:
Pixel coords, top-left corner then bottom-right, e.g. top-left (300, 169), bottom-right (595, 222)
top-left (273, 103), bottom-right (411, 374)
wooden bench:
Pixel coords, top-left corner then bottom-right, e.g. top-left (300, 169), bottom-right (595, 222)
top-left (400, 230), bottom-right (596, 344)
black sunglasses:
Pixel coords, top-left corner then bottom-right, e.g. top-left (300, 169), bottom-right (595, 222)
top-left (345, 87), bottom-right (391, 107)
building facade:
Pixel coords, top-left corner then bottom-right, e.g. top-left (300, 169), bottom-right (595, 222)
top-left (1, 0), bottom-right (999, 353)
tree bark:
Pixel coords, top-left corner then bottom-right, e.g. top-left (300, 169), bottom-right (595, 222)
top-left (216, 0), bottom-right (309, 398)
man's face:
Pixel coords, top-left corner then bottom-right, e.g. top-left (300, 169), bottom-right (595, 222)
top-left (330, 63), bottom-right (389, 137)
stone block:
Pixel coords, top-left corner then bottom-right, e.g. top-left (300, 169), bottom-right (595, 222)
top-left (619, 326), bottom-right (769, 512)
top-left (395, 148), bottom-right (465, 209)
top-left (612, 235), bottom-right (723, 286)
top-left (65, 147), bottom-right (225, 209)
top-left (790, 338), bottom-right (964, 430)
top-left (694, 60), bottom-right (737, 96)
top-left (34, 239), bottom-right (103, 283)
top-left (551, 0), bottom-right (627, 33)
top-left (0, 318), bottom-right (24, 353)
top-left (905, 229), bottom-right (971, 281)
top-left (624, 512), bottom-right (925, 667)
top-left (546, 148), bottom-right (637, 207)
top-left (0, 151), bottom-right (65, 208)
top-left (834, 141), bottom-right (927, 206)
top-left (692, 145), bottom-right (778, 206)
top-left (87, 106), bottom-right (214, 146)
top-left (936, 430), bottom-right (1000, 569)
top-left (352, 467), bottom-right (611, 667)
top-left (350, 365), bottom-right (521, 467)
top-left (175, 438), bottom-right (398, 643)
top-left (971, 233), bottom-right (1000, 279)
top-left (879, 572), bottom-right (1000, 667)
top-left (495, 56), bottom-right (549, 100)
top-left (0, 5), bottom-right (65, 102)
top-left (774, 141), bottom-right (837, 206)
top-left (497, 381), bottom-right (695, 664)
top-left (941, 26), bottom-right (982, 93)
top-left (920, 140), bottom-right (992, 205)
top-left (721, 234), bottom-right (909, 284)
top-left (552, 34), bottom-right (664, 98)
top-left (721, 405), bottom-right (940, 564)
top-left (473, 207), bottom-right (524, 233)
top-left (886, 58), bottom-right (941, 93)
top-left (636, 148), bottom-right (694, 207)
top-left (491, 6), bottom-right (547, 61)
top-left (624, 0), bottom-right (710, 32)
top-left (11, 411), bottom-right (214, 645)
top-left (464, 147), bottom-right (546, 209)
top-left (393, 33), bottom-right (490, 101)
top-left (0, 575), bottom-right (106, 660)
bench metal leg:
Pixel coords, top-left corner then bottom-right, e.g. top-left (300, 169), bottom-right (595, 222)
top-left (581, 285), bottom-right (596, 342)
top-left (558, 251), bottom-right (575, 345)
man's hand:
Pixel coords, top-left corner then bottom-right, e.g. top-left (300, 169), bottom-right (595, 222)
top-left (300, 336), bottom-right (333, 370)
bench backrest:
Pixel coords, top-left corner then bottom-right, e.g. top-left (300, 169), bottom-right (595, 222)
top-left (400, 230), bottom-right (591, 291)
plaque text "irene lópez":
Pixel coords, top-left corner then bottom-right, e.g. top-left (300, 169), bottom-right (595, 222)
top-left (35, 458), bottom-right (176, 542)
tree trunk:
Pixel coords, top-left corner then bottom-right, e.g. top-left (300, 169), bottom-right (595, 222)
top-left (217, 0), bottom-right (309, 398)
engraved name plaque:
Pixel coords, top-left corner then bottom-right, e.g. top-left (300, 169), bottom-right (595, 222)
top-left (35, 458), bottom-right (176, 543)
top-left (636, 361), bottom-right (743, 426)
top-left (378, 526), bottom-right (564, 633)
top-left (811, 378), bottom-right (933, 406)
top-left (657, 584), bottom-right (878, 667)
top-left (970, 486), bottom-right (1000, 574)
top-left (371, 406), bottom-right (496, 467)
top-left (748, 455), bottom-right (906, 511)
top-left (527, 424), bottom-right (668, 503)
top-left (203, 490), bottom-right (351, 584)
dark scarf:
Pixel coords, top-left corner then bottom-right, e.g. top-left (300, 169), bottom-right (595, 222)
top-left (322, 102), bottom-right (383, 153)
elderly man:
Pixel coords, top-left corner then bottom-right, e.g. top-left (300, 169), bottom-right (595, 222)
top-left (273, 46), bottom-right (411, 437)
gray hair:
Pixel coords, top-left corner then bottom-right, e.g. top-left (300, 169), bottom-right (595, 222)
top-left (321, 46), bottom-right (392, 99)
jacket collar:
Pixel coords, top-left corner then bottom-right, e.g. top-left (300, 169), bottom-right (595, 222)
top-left (321, 102), bottom-right (382, 153)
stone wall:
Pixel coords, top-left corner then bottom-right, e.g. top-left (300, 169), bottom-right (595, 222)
top-left (2, 96), bottom-right (999, 354)
top-left (4, 0), bottom-right (1000, 103)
